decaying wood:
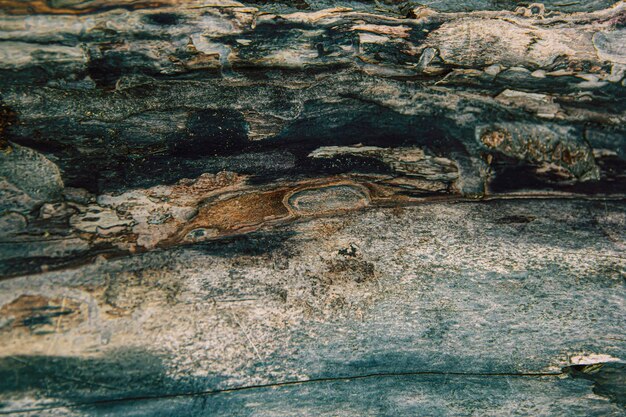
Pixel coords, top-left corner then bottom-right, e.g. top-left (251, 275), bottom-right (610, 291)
top-left (0, 0), bottom-right (625, 415)
top-left (1, 199), bottom-right (625, 415)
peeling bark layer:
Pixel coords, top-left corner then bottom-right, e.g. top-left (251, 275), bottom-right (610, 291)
top-left (1, 1), bottom-right (626, 273)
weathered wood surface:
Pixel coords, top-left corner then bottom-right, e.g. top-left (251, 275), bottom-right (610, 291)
top-left (1, 199), bottom-right (625, 415)
top-left (1, 0), bottom-right (626, 415)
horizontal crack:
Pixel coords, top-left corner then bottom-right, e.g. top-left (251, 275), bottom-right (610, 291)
top-left (0, 369), bottom-right (565, 415)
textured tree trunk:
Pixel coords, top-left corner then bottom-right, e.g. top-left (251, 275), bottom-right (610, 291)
top-left (0, 1), bottom-right (625, 415)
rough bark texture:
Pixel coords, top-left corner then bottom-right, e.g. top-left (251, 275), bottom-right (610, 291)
top-left (0, 0), bottom-right (625, 415)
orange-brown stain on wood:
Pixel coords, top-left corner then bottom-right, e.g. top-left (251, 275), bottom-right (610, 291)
top-left (173, 188), bottom-right (292, 243)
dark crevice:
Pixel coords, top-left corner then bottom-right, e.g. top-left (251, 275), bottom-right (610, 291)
top-left (564, 362), bottom-right (626, 407)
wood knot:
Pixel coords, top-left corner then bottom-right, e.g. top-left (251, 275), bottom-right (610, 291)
top-left (515, 3), bottom-right (546, 18)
